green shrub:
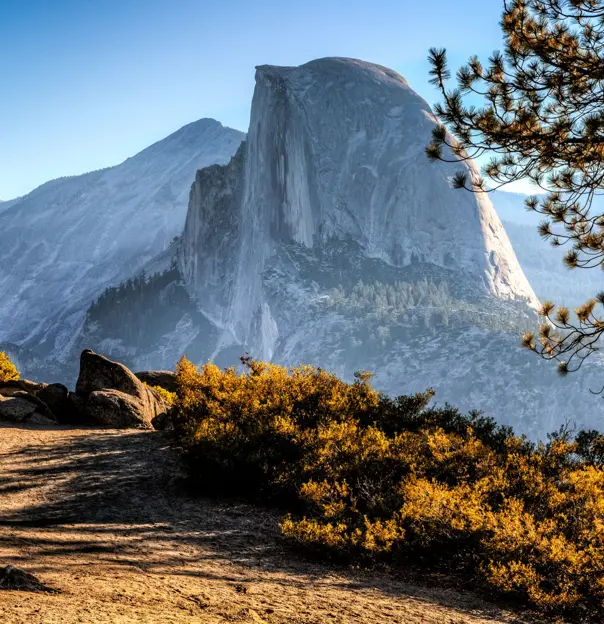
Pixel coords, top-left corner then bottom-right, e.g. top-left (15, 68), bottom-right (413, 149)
top-left (174, 356), bottom-right (604, 621)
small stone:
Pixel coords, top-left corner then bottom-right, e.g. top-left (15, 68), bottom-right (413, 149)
top-left (0, 565), bottom-right (57, 593)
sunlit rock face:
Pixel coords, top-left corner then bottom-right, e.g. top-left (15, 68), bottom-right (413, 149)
top-left (0, 119), bottom-right (244, 360)
top-left (178, 58), bottom-right (538, 358)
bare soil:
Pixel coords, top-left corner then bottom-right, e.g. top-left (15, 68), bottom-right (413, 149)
top-left (0, 423), bottom-right (535, 623)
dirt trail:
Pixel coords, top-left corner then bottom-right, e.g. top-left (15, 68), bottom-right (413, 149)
top-left (0, 423), bottom-right (532, 623)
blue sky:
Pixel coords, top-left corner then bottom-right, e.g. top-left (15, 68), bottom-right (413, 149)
top-left (0, 1), bottom-right (506, 199)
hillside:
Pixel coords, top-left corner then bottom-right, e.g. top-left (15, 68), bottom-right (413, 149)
top-left (0, 119), bottom-right (244, 367)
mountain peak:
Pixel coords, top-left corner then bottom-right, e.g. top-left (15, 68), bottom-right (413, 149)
top-left (256, 57), bottom-right (410, 89)
top-left (0, 118), bottom-right (244, 351)
top-left (256, 56), bottom-right (409, 81)
top-left (126, 118), bottom-right (244, 165)
top-left (178, 57), bottom-right (538, 361)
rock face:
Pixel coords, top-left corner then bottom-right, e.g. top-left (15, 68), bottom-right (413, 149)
top-left (135, 370), bottom-right (178, 393)
top-left (85, 390), bottom-right (155, 429)
top-left (178, 58), bottom-right (538, 360)
top-left (37, 383), bottom-right (82, 425)
top-left (0, 394), bottom-right (56, 425)
top-left (75, 350), bottom-right (171, 429)
top-left (490, 191), bottom-right (604, 312)
top-left (0, 119), bottom-right (244, 372)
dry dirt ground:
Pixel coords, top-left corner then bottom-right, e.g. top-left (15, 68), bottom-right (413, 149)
top-left (0, 423), bottom-right (536, 624)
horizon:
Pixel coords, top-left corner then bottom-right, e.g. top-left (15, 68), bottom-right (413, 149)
top-left (1, 0), bottom-right (539, 199)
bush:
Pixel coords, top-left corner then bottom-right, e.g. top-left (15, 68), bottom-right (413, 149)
top-left (143, 382), bottom-right (176, 405)
top-left (174, 356), bottom-right (604, 621)
top-left (0, 352), bottom-right (19, 383)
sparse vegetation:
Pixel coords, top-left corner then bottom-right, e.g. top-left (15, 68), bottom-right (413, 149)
top-left (0, 351), bottom-right (19, 383)
top-left (174, 356), bottom-right (604, 621)
top-left (325, 279), bottom-right (536, 335)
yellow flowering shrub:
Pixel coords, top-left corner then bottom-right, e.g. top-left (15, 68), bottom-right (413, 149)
top-left (143, 382), bottom-right (176, 405)
top-left (0, 351), bottom-right (20, 383)
top-left (174, 356), bottom-right (604, 621)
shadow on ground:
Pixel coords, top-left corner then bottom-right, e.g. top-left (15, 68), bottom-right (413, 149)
top-left (0, 424), bottom-right (528, 623)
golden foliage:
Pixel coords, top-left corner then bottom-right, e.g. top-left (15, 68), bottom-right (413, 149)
top-left (144, 383), bottom-right (176, 405)
top-left (0, 352), bottom-right (20, 383)
top-left (174, 356), bottom-right (604, 621)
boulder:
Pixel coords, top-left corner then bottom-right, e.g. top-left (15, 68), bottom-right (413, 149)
top-left (10, 391), bottom-right (56, 419)
top-left (0, 396), bottom-right (37, 422)
top-left (151, 407), bottom-right (176, 431)
top-left (135, 370), bottom-right (178, 393)
top-left (0, 394), bottom-right (57, 424)
top-left (26, 413), bottom-right (59, 426)
top-left (77, 350), bottom-right (141, 396)
top-left (75, 350), bottom-right (172, 429)
top-left (86, 390), bottom-right (155, 429)
top-left (0, 564), bottom-right (57, 593)
top-left (37, 383), bottom-right (83, 424)
top-left (0, 379), bottom-right (48, 398)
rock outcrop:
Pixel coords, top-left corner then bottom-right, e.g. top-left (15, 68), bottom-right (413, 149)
top-left (135, 370), bottom-right (178, 393)
top-left (0, 394), bottom-right (56, 425)
top-left (0, 379), bottom-right (59, 424)
top-left (0, 352), bottom-right (175, 429)
top-left (75, 350), bottom-right (172, 429)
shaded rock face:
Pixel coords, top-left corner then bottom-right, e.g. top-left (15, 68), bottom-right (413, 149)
top-left (76, 350), bottom-right (171, 429)
top-left (37, 383), bottom-right (83, 425)
top-left (0, 396), bottom-right (39, 422)
top-left (0, 394), bottom-right (56, 425)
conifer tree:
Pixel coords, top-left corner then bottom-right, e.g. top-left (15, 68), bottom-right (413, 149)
top-left (427, 0), bottom-right (604, 377)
